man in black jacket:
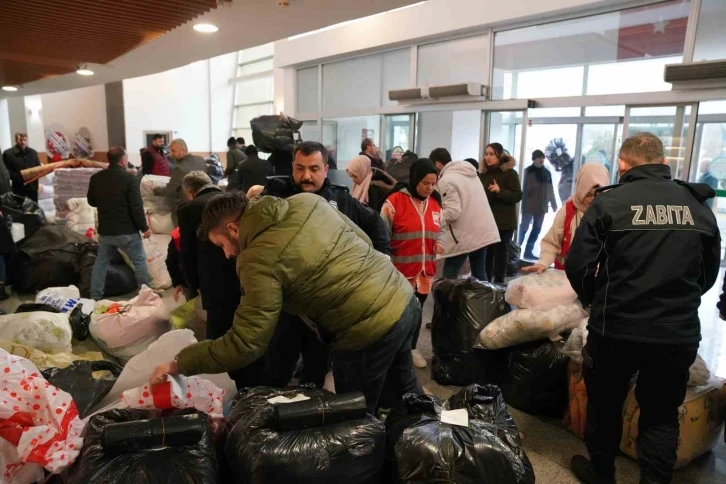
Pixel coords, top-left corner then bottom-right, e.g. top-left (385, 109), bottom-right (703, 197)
top-left (87, 147), bottom-right (151, 300)
top-left (3, 133), bottom-right (41, 201)
top-left (260, 141), bottom-right (391, 388)
top-left (177, 171), bottom-right (262, 387)
top-left (360, 137), bottom-right (384, 169)
top-left (229, 145), bottom-right (273, 193)
top-left (566, 133), bottom-right (721, 484)
top-left (519, 149), bottom-right (557, 259)
top-left (224, 136), bottom-right (247, 178)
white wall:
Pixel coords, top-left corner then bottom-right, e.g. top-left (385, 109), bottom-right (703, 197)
top-left (123, 52), bottom-right (236, 165)
top-left (41, 85), bottom-right (109, 152)
top-left (451, 110), bottom-right (481, 162)
top-left (0, 99), bottom-right (11, 151)
top-left (24, 96), bottom-right (45, 153)
top-left (274, 0), bottom-right (635, 68)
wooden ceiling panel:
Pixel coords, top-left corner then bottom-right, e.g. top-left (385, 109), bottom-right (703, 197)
top-left (0, 0), bottom-right (222, 87)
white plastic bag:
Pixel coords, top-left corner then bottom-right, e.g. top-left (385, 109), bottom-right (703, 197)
top-left (147, 212), bottom-right (174, 235)
top-left (505, 270), bottom-right (577, 309)
top-left (479, 303), bottom-right (587, 349)
top-left (10, 223), bottom-right (24, 242)
top-left (560, 320), bottom-right (589, 363)
top-left (35, 285), bottom-right (81, 313)
top-left (144, 235), bottom-right (172, 289)
top-left (89, 286), bottom-right (170, 361)
top-left (95, 329), bottom-right (236, 410)
top-left (65, 197), bottom-right (97, 234)
top-left (0, 349), bottom-right (86, 476)
top-left (140, 175), bottom-right (172, 214)
top-left (0, 312), bottom-right (73, 354)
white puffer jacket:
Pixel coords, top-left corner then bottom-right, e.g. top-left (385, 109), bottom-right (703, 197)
top-left (437, 161), bottom-right (500, 259)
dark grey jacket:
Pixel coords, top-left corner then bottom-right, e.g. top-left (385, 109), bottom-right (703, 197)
top-left (154, 153), bottom-right (206, 226)
top-left (224, 148), bottom-right (247, 177)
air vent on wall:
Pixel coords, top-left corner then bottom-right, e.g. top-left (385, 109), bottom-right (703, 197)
top-left (665, 60), bottom-right (726, 90)
top-left (389, 82), bottom-right (487, 103)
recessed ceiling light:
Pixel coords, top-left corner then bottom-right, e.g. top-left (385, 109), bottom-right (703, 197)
top-left (77, 68), bottom-right (94, 76)
top-left (2, 86), bottom-right (18, 92)
top-left (193, 23), bottom-right (218, 33)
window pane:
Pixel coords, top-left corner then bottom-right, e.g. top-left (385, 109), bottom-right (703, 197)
top-left (234, 103), bottom-right (274, 130)
top-left (628, 105), bottom-right (690, 180)
top-left (235, 76), bottom-right (274, 104)
top-left (382, 49), bottom-right (411, 107)
top-left (585, 105), bottom-right (625, 116)
top-left (385, 115), bottom-right (413, 158)
top-left (322, 55), bottom-right (382, 111)
top-left (238, 43), bottom-right (273, 64)
top-left (417, 35), bottom-right (489, 86)
top-left (492, 0), bottom-right (690, 99)
top-left (693, 0), bottom-right (726, 61)
top-left (236, 58), bottom-right (273, 77)
top-left (300, 120), bottom-right (319, 143)
top-left (321, 116), bottom-right (380, 170)
top-left (296, 67), bottom-right (319, 114)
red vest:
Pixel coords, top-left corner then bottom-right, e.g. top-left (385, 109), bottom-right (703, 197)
top-left (388, 191), bottom-right (442, 279)
top-left (146, 146), bottom-right (171, 176)
top-left (555, 200), bottom-right (576, 270)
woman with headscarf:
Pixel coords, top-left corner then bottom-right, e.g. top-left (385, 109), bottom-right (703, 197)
top-left (380, 159), bottom-right (445, 369)
top-left (523, 162), bottom-right (611, 273)
top-left (347, 154), bottom-right (396, 212)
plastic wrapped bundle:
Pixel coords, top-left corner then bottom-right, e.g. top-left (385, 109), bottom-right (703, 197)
top-left (53, 168), bottom-right (102, 220)
top-left (140, 175), bottom-right (172, 214)
top-left (251, 114), bottom-right (303, 153)
top-left (431, 278), bottom-right (510, 385)
top-left (66, 197), bottom-right (97, 234)
top-left (225, 386), bottom-right (386, 484)
top-left (41, 360), bottom-right (123, 418)
top-left (386, 384), bottom-right (535, 484)
top-left (0, 338), bottom-right (103, 369)
top-left (0, 311), bottom-right (73, 354)
top-left (505, 270), bottom-right (577, 308)
top-left (69, 409), bottom-right (218, 484)
top-left (500, 340), bottom-right (570, 417)
top-left (206, 154), bottom-right (224, 184)
top-left (479, 303), bottom-right (587, 349)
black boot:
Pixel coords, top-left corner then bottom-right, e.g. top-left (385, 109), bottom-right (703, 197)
top-left (571, 455), bottom-right (616, 484)
top-left (0, 285), bottom-right (9, 301)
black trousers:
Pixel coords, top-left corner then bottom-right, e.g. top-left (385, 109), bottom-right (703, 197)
top-left (263, 311), bottom-right (330, 388)
top-left (205, 301), bottom-right (265, 390)
top-left (485, 229), bottom-right (514, 284)
top-left (583, 332), bottom-right (698, 483)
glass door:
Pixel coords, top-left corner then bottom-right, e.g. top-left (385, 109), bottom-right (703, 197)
top-left (383, 114), bottom-right (415, 162)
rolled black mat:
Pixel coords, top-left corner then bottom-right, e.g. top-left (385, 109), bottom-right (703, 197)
top-left (273, 391), bottom-right (367, 431)
top-left (101, 413), bottom-right (207, 453)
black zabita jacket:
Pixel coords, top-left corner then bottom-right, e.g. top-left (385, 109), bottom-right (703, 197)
top-left (565, 164), bottom-right (721, 344)
top-left (262, 176), bottom-right (391, 255)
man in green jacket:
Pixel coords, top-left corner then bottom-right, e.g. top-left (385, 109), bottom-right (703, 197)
top-left (150, 191), bottom-right (421, 413)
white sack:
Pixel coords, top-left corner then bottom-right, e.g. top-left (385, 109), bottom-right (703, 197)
top-left (479, 303), bottom-right (587, 349)
top-left (140, 175), bottom-right (172, 214)
top-left (0, 312), bottom-right (73, 354)
top-left (147, 212), bottom-right (174, 234)
top-left (35, 285), bottom-right (81, 313)
top-left (505, 269), bottom-right (577, 309)
top-left (144, 235), bottom-right (172, 289)
top-left (65, 197), bottom-right (97, 234)
top-left (95, 329), bottom-right (237, 411)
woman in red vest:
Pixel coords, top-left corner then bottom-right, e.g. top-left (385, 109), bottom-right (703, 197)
top-left (523, 162), bottom-right (610, 273)
top-left (381, 158), bottom-right (446, 369)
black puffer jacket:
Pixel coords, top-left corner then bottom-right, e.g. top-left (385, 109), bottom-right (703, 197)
top-left (566, 164), bottom-right (721, 344)
top-left (87, 164), bottom-right (148, 236)
top-left (3, 146), bottom-right (40, 200)
top-left (263, 176), bottom-right (391, 254)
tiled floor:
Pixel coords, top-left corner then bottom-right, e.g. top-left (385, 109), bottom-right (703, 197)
top-left (414, 275), bottom-right (726, 484)
top-left (2, 271), bottom-right (725, 483)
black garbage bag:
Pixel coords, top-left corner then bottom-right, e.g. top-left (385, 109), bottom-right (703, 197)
top-left (101, 413), bottom-right (208, 453)
top-left (69, 304), bottom-right (91, 341)
top-left (507, 240), bottom-right (521, 277)
top-left (251, 115), bottom-right (303, 153)
top-left (206, 154), bottom-right (224, 184)
top-left (385, 384), bottom-right (535, 484)
top-left (0, 192), bottom-right (46, 238)
top-left (431, 278), bottom-right (510, 386)
top-left (69, 409), bottom-right (218, 484)
top-left (500, 339), bottom-right (570, 417)
top-left (0, 213), bottom-right (17, 254)
top-left (11, 225), bottom-right (90, 293)
top-left (225, 386), bottom-right (385, 484)
top-left (75, 244), bottom-right (137, 298)
top-left (41, 360), bottom-right (123, 418)
top-left (15, 302), bottom-right (61, 313)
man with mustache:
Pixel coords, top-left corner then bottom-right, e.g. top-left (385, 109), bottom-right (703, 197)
top-left (258, 141), bottom-right (391, 388)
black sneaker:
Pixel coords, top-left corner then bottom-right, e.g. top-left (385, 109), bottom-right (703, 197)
top-left (425, 322), bottom-right (432, 330)
top-left (0, 285), bottom-right (9, 301)
top-left (570, 455), bottom-right (615, 484)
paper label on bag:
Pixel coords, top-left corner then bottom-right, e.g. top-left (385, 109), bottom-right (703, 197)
top-left (267, 393), bottom-right (311, 404)
top-left (440, 408), bottom-right (469, 427)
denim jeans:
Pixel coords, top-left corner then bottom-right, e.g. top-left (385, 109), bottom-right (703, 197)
top-left (91, 234), bottom-right (151, 300)
top-left (333, 295), bottom-right (423, 414)
top-left (442, 246), bottom-right (487, 281)
top-left (519, 213), bottom-right (545, 256)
